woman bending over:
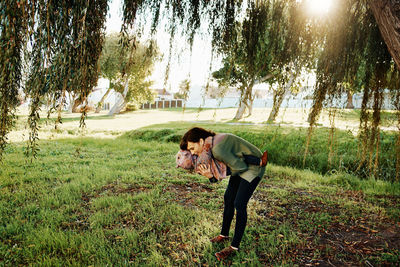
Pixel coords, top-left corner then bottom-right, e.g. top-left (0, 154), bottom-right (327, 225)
top-left (180, 127), bottom-right (267, 260)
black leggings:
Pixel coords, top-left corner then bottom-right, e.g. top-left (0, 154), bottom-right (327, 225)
top-left (220, 175), bottom-right (261, 248)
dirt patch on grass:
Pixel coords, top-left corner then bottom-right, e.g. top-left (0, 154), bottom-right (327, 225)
top-left (370, 194), bottom-right (400, 211)
top-left (336, 189), bottom-right (366, 202)
top-left (61, 182), bottom-right (152, 231)
top-left (59, 192), bottom-right (94, 231)
top-left (303, 221), bottom-right (400, 266)
top-left (162, 182), bottom-right (214, 208)
top-left (60, 213), bottom-right (90, 231)
top-left (331, 190), bottom-right (400, 214)
top-left (252, 184), bottom-right (400, 266)
top-left (253, 187), bottom-right (338, 219)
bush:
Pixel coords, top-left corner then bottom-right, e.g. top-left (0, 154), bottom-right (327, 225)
top-left (120, 124), bottom-right (398, 182)
top-left (121, 129), bottom-right (183, 143)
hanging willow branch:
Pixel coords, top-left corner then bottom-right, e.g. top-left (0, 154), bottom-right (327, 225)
top-left (20, 0), bottom-right (108, 158)
top-left (303, 0), bottom-right (397, 179)
top-left (25, 0), bottom-right (50, 158)
top-left (77, 0), bottom-right (108, 128)
top-left (387, 66), bottom-right (400, 181)
top-left (394, 88), bottom-right (400, 182)
top-left (327, 97), bottom-right (337, 171)
top-left (355, 11), bottom-right (393, 177)
top-left (0, 1), bottom-right (28, 160)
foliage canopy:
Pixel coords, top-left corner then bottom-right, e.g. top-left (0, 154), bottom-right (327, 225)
top-left (99, 34), bottom-right (158, 113)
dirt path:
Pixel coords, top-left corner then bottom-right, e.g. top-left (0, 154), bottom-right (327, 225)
top-left (9, 107), bottom-right (396, 143)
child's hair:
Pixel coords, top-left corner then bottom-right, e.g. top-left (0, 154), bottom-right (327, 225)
top-left (175, 149), bottom-right (194, 169)
top-left (180, 127), bottom-right (216, 150)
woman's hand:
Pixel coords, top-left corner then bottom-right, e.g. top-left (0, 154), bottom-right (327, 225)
top-left (197, 164), bottom-right (213, 179)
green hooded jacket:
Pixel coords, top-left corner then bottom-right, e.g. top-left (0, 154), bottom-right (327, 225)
top-left (212, 133), bottom-right (265, 182)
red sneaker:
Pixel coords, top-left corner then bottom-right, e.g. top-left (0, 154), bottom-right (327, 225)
top-left (261, 150), bottom-right (268, 167)
top-left (215, 246), bottom-right (237, 260)
top-left (210, 235), bottom-right (229, 243)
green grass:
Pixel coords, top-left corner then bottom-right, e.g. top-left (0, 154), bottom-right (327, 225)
top-left (1, 127), bottom-right (399, 266)
top-left (124, 121), bottom-right (398, 182)
top-left (335, 109), bottom-right (398, 128)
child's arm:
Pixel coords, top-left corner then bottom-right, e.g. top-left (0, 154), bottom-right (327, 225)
top-left (197, 164), bottom-right (218, 183)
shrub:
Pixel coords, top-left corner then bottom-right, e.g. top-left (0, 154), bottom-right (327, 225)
top-left (121, 124), bottom-right (397, 182)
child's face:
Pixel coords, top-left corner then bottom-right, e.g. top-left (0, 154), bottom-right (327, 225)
top-left (176, 150), bottom-right (194, 169)
top-left (187, 139), bottom-right (204, 156)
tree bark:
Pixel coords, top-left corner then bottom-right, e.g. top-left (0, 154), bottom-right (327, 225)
top-left (234, 84), bottom-right (247, 120)
top-left (346, 90), bottom-right (354, 109)
top-left (67, 93), bottom-right (74, 113)
top-left (245, 82), bottom-right (255, 117)
top-left (71, 97), bottom-right (84, 113)
top-left (370, 0), bottom-right (400, 70)
top-left (234, 100), bottom-right (246, 120)
top-left (55, 86), bottom-right (67, 129)
top-left (107, 95), bottom-right (126, 115)
top-left (108, 79), bottom-right (129, 115)
top-left (268, 89), bottom-right (286, 123)
top-left (267, 71), bottom-right (296, 123)
top-left (235, 82), bottom-right (254, 120)
top-left (95, 87), bottom-right (112, 113)
top-left (246, 98), bottom-right (254, 117)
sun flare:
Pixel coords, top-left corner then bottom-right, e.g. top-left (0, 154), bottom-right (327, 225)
top-left (306, 0), bottom-right (333, 15)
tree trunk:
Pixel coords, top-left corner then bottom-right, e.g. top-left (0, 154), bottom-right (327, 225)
top-left (68, 94), bottom-right (74, 113)
top-left (267, 71), bottom-right (296, 123)
top-left (71, 97), bottom-right (83, 113)
top-left (246, 98), bottom-right (254, 117)
top-left (55, 86), bottom-right (67, 130)
top-left (235, 82), bottom-right (254, 120)
top-left (234, 84), bottom-right (247, 120)
top-left (370, 0), bottom-right (400, 70)
top-left (108, 79), bottom-right (129, 116)
top-left (245, 82), bottom-right (255, 118)
top-left (95, 87), bottom-right (112, 113)
top-left (107, 95), bottom-right (126, 115)
top-left (268, 89), bottom-right (286, 123)
top-left (234, 100), bottom-right (246, 120)
top-left (346, 90), bottom-right (354, 109)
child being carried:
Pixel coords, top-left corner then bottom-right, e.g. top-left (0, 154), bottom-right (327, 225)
top-left (176, 137), bottom-right (267, 183)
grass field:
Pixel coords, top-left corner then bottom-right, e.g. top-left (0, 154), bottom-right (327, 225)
top-left (125, 122), bottom-right (398, 181)
top-left (1, 122), bottom-right (399, 266)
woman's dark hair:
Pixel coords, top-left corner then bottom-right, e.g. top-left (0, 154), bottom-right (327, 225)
top-left (180, 127), bottom-right (216, 150)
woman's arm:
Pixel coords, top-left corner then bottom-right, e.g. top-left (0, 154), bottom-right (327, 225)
top-left (214, 150), bottom-right (248, 175)
top-left (212, 133), bottom-right (265, 182)
top-left (197, 164), bottom-right (218, 183)
top-left (244, 155), bottom-right (261, 166)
